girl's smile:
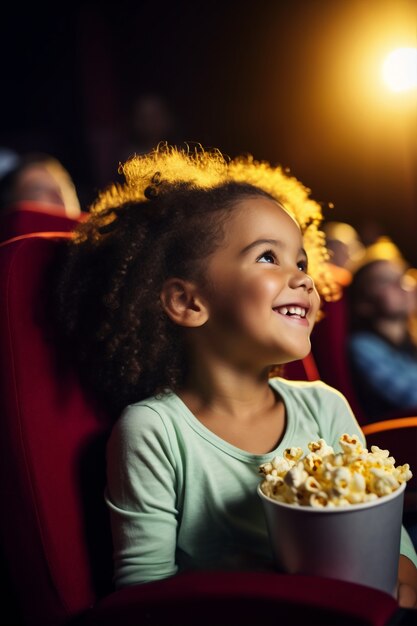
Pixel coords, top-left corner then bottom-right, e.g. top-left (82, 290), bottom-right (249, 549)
top-left (273, 304), bottom-right (310, 326)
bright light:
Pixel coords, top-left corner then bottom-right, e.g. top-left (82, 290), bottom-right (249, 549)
top-left (381, 47), bottom-right (417, 92)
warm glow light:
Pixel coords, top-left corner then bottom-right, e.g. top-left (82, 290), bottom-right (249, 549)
top-left (381, 47), bottom-right (417, 92)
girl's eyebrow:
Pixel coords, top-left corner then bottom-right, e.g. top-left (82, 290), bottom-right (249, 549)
top-left (240, 238), bottom-right (281, 255)
top-left (240, 238), bottom-right (308, 259)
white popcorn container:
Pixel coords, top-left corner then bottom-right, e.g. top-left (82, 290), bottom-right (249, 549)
top-left (258, 481), bottom-right (406, 595)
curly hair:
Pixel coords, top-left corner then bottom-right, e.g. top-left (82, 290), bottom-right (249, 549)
top-left (56, 144), bottom-right (337, 416)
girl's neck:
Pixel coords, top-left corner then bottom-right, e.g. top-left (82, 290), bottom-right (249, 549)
top-left (179, 359), bottom-right (275, 420)
top-left (178, 362), bottom-right (286, 454)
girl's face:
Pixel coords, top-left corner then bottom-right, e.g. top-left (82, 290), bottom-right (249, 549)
top-left (198, 196), bottom-right (320, 369)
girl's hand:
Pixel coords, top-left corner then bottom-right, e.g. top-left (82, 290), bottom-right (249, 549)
top-left (397, 555), bottom-right (417, 608)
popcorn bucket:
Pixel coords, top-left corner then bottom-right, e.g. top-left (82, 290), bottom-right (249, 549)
top-left (258, 481), bottom-right (406, 595)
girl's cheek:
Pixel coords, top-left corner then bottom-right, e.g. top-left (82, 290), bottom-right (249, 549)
top-left (311, 287), bottom-right (321, 310)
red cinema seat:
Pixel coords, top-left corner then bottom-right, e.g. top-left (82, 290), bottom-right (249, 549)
top-left (0, 233), bottom-right (400, 626)
top-left (311, 294), bottom-right (367, 424)
top-left (283, 351), bottom-right (320, 382)
top-left (0, 201), bottom-right (85, 243)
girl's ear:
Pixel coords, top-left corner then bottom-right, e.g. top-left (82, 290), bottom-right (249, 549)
top-left (160, 278), bottom-right (209, 327)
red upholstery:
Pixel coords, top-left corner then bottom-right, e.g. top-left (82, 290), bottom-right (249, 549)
top-left (283, 351), bottom-right (320, 382)
top-left (0, 201), bottom-right (83, 243)
top-left (0, 234), bottom-right (401, 626)
top-left (310, 295), bottom-right (367, 424)
top-left (78, 571), bottom-right (398, 626)
top-left (0, 233), bottom-right (113, 625)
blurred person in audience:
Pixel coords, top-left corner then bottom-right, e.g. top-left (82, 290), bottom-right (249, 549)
top-left (405, 267), bottom-right (417, 347)
top-left (323, 221), bottom-right (364, 288)
top-left (119, 93), bottom-right (179, 163)
top-left (347, 237), bottom-right (417, 421)
top-left (0, 152), bottom-right (82, 219)
top-left (358, 219), bottom-right (386, 247)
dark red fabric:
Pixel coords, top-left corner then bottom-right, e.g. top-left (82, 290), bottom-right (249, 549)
top-left (283, 352), bottom-right (320, 382)
top-left (0, 202), bottom-right (82, 243)
top-left (78, 571), bottom-right (398, 626)
top-left (311, 295), bottom-right (367, 424)
top-left (0, 235), bottom-right (113, 626)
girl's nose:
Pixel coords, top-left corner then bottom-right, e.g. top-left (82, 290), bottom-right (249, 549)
top-left (289, 270), bottom-right (314, 293)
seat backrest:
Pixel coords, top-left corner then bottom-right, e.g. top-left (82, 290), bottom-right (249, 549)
top-left (0, 201), bottom-right (83, 243)
top-left (0, 234), bottom-right (114, 626)
top-left (282, 352), bottom-right (320, 382)
top-left (310, 294), bottom-right (367, 424)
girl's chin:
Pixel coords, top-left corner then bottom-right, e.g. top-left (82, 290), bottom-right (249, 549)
top-left (275, 346), bottom-right (312, 364)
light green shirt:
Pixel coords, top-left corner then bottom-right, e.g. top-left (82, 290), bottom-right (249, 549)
top-left (105, 378), bottom-right (417, 588)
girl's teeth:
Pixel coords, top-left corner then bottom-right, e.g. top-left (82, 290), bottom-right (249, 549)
top-left (276, 306), bottom-right (306, 318)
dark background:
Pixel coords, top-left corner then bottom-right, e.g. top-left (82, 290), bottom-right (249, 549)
top-left (1, 0), bottom-right (416, 264)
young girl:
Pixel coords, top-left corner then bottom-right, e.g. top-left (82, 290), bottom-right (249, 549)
top-left (57, 144), bottom-right (417, 607)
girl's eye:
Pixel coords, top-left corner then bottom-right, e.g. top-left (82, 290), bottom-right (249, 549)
top-left (257, 250), bottom-right (276, 264)
top-left (297, 259), bottom-right (308, 272)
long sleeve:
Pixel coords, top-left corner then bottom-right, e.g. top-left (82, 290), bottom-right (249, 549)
top-left (105, 405), bottom-right (179, 588)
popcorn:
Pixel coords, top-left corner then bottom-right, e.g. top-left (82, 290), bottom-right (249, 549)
top-left (283, 447), bottom-right (304, 462)
top-left (272, 457), bottom-right (294, 475)
top-left (308, 438), bottom-right (335, 457)
top-left (259, 434), bottom-right (412, 508)
top-left (284, 461), bottom-right (308, 490)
